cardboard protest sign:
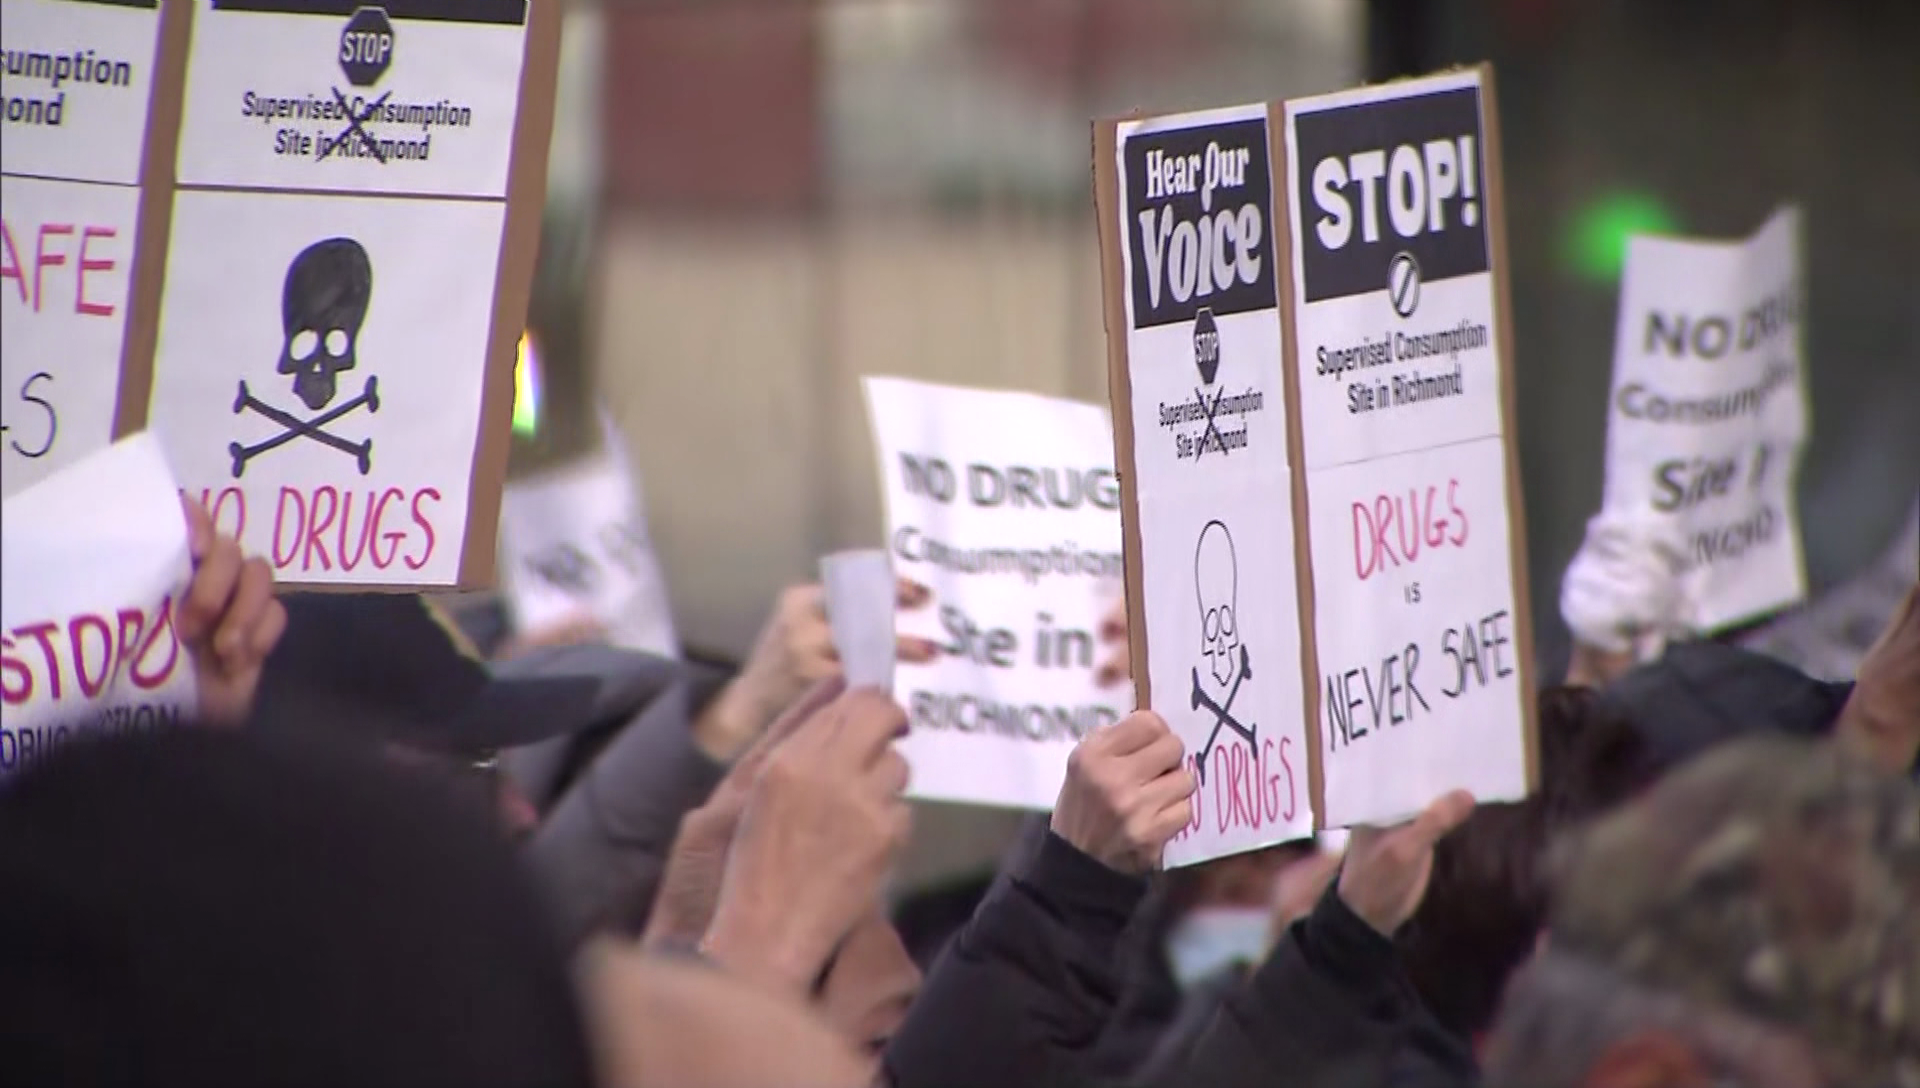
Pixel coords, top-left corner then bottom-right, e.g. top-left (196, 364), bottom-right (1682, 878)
top-left (497, 414), bottom-right (679, 658)
top-left (141, 0), bottom-right (560, 587)
top-left (1283, 68), bottom-right (1535, 827)
top-left (1, 0), bottom-right (172, 498)
top-left (1095, 67), bottom-right (1536, 843)
top-left (862, 376), bottom-right (1128, 811)
top-left (1092, 106), bottom-right (1314, 863)
top-left (2, 433), bottom-right (197, 777)
top-left (1601, 207), bottom-right (1808, 632)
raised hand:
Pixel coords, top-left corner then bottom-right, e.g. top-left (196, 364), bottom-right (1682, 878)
top-left (178, 497), bottom-right (287, 727)
top-left (702, 687), bottom-right (913, 994)
top-left (697, 579), bottom-right (936, 760)
top-left (644, 678), bottom-right (846, 951)
top-left (1337, 789), bottom-right (1477, 936)
top-left (1050, 710), bottom-right (1196, 874)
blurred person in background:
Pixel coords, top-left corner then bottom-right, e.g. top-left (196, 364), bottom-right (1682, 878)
top-left (1483, 735), bottom-right (1920, 1088)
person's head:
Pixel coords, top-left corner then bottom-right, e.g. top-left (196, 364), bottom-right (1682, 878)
top-left (1161, 839), bottom-right (1318, 988)
top-left (1397, 686), bottom-right (1652, 1039)
top-left (583, 942), bottom-right (870, 1088)
top-left (1483, 949), bottom-right (1829, 1088)
top-left (0, 728), bottom-right (595, 1087)
top-left (1484, 734), bottom-right (1920, 1088)
top-left (817, 908), bottom-right (923, 1062)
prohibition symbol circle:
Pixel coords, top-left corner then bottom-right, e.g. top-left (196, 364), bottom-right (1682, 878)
top-left (1388, 251), bottom-right (1421, 318)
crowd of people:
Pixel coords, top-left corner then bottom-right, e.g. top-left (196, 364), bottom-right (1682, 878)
top-left (0, 483), bottom-right (1914, 1088)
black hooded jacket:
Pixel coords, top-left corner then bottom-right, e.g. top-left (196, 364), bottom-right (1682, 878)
top-left (885, 830), bottom-right (1429, 1088)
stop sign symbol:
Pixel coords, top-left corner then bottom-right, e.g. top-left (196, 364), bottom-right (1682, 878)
top-left (339, 7), bottom-right (395, 88)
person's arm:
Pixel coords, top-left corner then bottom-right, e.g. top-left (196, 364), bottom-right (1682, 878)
top-left (883, 711), bottom-right (1192, 1088)
top-left (1144, 790), bottom-right (1476, 1088)
top-left (1146, 887), bottom-right (1417, 1087)
top-left (522, 679), bottom-right (729, 948)
top-left (883, 830), bottom-right (1150, 1088)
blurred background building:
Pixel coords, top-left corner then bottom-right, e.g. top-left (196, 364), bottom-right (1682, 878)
top-left (521, 0), bottom-right (1918, 880)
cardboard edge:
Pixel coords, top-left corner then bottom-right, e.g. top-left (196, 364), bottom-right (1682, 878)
top-left (1477, 62), bottom-right (1541, 792)
top-left (112, 0), bottom-right (193, 439)
top-left (458, 0), bottom-right (563, 588)
top-left (1266, 100), bottom-right (1327, 828)
top-left (1090, 118), bottom-right (1153, 713)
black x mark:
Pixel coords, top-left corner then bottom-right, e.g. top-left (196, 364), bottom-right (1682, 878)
top-left (318, 88), bottom-right (392, 165)
top-left (1193, 386), bottom-right (1227, 461)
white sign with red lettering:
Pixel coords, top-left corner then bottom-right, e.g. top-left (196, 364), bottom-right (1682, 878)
top-left (1, 433), bottom-right (197, 777)
top-left (1284, 70), bottom-right (1530, 827)
top-left (148, 189), bottom-right (506, 586)
top-left (1, 174), bottom-right (141, 498)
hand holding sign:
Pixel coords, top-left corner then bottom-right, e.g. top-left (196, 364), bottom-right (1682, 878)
top-left (1336, 789), bottom-right (1476, 937)
top-left (178, 497), bottom-right (288, 727)
top-left (705, 688), bottom-right (912, 995)
top-left (702, 576), bottom-right (937, 761)
top-left (645, 678), bottom-right (847, 953)
top-left (1050, 710), bottom-right (1198, 874)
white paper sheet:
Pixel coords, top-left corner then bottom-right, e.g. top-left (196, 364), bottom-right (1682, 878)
top-left (822, 549), bottom-right (896, 692)
top-left (1, 433), bottom-right (198, 776)
top-left (175, 0), bottom-right (529, 197)
top-left (1600, 207), bottom-right (1808, 632)
top-left (0, 0), bottom-right (162, 185)
top-left (863, 376), bottom-right (1130, 812)
top-left (498, 413), bottom-right (678, 658)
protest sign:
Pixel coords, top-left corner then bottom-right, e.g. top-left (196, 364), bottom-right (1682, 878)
top-left (1601, 207), bottom-right (1808, 632)
top-left (1092, 105), bottom-right (1314, 863)
top-left (862, 376), bottom-right (1127, 811)
top-left (1283, 67), bottom-right (1535, 827)
top-left (496, 414), bottom-right (679, 658)
top-left (1, 0), bottom-right (172, 498)
top-left (141, 0), bottom-right (561, 587)
top-left (1, 433), bottom-right (197, 777)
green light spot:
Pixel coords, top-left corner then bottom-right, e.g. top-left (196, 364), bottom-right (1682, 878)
top-left (1566, 193), bottom-right (1679, 282)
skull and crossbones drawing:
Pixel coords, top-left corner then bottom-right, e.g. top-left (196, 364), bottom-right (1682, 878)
top-left (1191, 518), bottom-right (1256, 783)
top-left (228, 238), bottom-right (380, 479)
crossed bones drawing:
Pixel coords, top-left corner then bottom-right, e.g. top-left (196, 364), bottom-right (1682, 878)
top-left (228, 375), bottom-right (380, 479)
top-left (1190, 644), bottom-right (1255, 785)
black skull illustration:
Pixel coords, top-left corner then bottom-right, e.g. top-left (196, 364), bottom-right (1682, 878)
top-left (278, 238), bottom-right (372, 412)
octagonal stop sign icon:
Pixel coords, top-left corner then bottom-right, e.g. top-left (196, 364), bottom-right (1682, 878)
top-left (339, 7), bottom-right (395, 88)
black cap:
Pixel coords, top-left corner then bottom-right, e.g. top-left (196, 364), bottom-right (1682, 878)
top-left (1598, 640), bottom-right (1855, 773)
top-left (251, 592), bottom-right (674, 756)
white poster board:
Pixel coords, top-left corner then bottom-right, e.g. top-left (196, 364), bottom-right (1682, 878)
top-left (175, 0), bottom-right (528, 197)
top-left (1600, 207), bottom-right (1808, 632)
top-left (1283, 68), bottom-right (1532, 828)
top-left (146, 0), bottom-right (558, 587)
top-left (1, 433), bottom-right (198, 777)
top-left (1, 0), bottom-right (164, 498)
top-left (497, 415), bottom-right (679, 658)
top-left (1103, 106), bottom-right (1315, 863)
top-left (863, 376), bottom-right (1129, 812)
